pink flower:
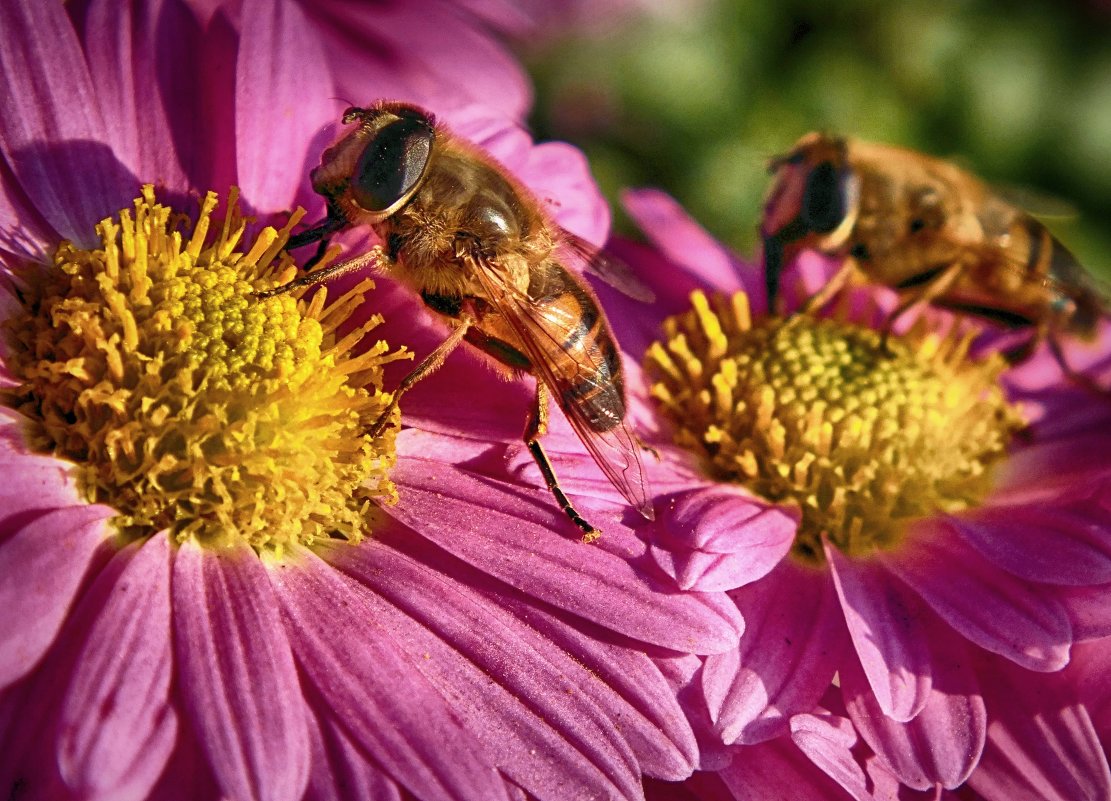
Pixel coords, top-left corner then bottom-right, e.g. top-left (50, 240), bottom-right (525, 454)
top-left (0, 4), bottom-right (744, 800)
top-left (584, 188), bottom-right (1111, 795)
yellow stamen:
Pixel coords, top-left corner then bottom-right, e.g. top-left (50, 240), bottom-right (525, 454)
top-left (646, 290), bottom-right (1025, 564)
top-left (3, 187), bottom-right (412, 554)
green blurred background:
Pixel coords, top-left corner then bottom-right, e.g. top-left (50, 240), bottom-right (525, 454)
top-left (524, 0), bottom-right (1111, 279)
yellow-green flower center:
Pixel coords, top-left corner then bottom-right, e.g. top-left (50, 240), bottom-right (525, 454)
top-left (646, 290), bottom-right (1025, 564)
top-left (2, 187), bottom-right (411, 554)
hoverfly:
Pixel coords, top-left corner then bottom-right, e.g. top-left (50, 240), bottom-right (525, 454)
top-left (262, 101), bottom-right (652, 539)
top-left (761, 132), bottom-right (1107, 383)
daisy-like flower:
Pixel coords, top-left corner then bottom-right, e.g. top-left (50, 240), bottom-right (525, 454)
top-left (573, 187), bottom-right (1111, 797)
top-left (0, 3), bottom-right (744, 800)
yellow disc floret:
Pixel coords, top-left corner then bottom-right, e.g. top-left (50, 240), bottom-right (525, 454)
top-left (645, 290), bottom-right (1025, 564)
top-left (3, 186), bottom-right (411, 554)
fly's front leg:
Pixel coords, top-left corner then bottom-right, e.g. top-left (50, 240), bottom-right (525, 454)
top-left (799, 258), bottom-right (858, 316)
top-left (524, 382), bottom-right (600, 543)
top-left (256, 245), bottom-right (389, 299)
top-left (367, 315), bottom-right (476, 439)
top-left (880, 261), bottom-right (964, 354)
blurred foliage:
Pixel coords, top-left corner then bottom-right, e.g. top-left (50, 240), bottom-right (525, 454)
top-left (524, 0), bottom-right (1111, 278)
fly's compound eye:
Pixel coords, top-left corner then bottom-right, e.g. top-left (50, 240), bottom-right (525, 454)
top-left (801, 160), bottom-right (847, 234)
top-left (351, 115), bottom-right (435, 214)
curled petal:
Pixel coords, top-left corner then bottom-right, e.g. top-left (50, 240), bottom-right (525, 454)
top-left (883, 522), bottom-right (1071, 671)
top-left (954, 496), bottom-right (1111, 586)
top-left (827, 545), bottom-right (932, 722)
top-left (649, 485), bottom-right (796, 592)
top-left (842, 622), bottom-right (985, 790)
top-left (704, 561), bottom-right (847, 744)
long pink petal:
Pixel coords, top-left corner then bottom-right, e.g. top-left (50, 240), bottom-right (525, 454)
top-left (992, 433), bottom-right (1111, 504)
top-left (703, 561), bottom-right (847, 744)
top-left (0, 504), bottom-right (111, 687)
top-left (842, 622), bottom-right (986, 790)
top-left (790, 711), bottom-right (887, 801)
top-left (0, 415), bottom-right (91, 516)
top-left (520, 141), bottom-right (609, 245)
top-left (1060, 583), bottom-right (1111, 641)
top-left (827, 546), bottom-right (932, 722)
top-left (80, 0), bottom-right (190, 193)
top-left (649, 485), bottom-right (796, 592)
top-left (269, 545), bottom-right (511, 801)
top-left (326, 536), bottom-right (667, 797)
top-left (305, 707), bottom-right (401, 801)
top-left (358, 529), bottom-right (701, 779)
top-left (387, 458), bottom-right (745, 653)
top-left (235, 0), bottom-right (335, 215)
top-left (883, 522), bottom-right (1071, 671)
top-left (173, 540), bottom-right (309, 801)
top-left (953, 494), bottom-right (1111, 585)
top-left (57, 533), bottom-right (176, 801)
top-left (0, 0), bottom-right (136, 245)
top-left (716, 736), bottom-right (859, 801)
top-left (969, 658), bottom-right (1111, 801)
top-left (621, 189), bottom-right (747, 295)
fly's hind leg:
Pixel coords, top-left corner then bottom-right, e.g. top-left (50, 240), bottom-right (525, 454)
top-left (367, 315), bottom-right (475, 439)
top-left (1047, 329), bottom-right (1109, 397)
top-left (524, 382), bottom-right (600, 543)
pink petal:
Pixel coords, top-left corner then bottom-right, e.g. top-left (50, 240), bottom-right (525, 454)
top-left (269, 546), bottom-right (512, 801)
top-left (173, 540), bottom-right (309, 801)
top-left (0, 417), bottom-right (91, 515)
top-left (327, 535), bottom-right (683, 795)
top-left (0, 0), bottom-right (136, 245)
top-left (969, 658), bottom-right (1111, 801)
top-left (519, 141), bottom-right (609, 245)
top-left (143, 729), bottom-right (222, 801)
top-left (0, 504), bottom-right (111, 687)
top-left (1059, 583), bottom-right (1111, 641)
top-left (716, 736), bottom-right (859, 801)
top-left (842, 622), bottom-right (986, 790)
top-left (790, 711), bottom-right (884, 801)
top-left (883, 522), bottom-right (1072, 671)
top-left (827, 546), bottom-right (933, 722)
top-left (313, 0), bottom-right (530, 125)
top-left (0, 159), bottom-right (55, 258)
top-left (649, 485), bottom-right (796, 592)
top-left (953, 496), bottom-right (1111, 586)
top-left (703, 561), bottom-right (848, 744)
top-left (387, 458), bottom-right (744, 653)
top-left (80, 0), bottom-right (189, 192)
top-left (235, 0), bottom-right (335, 215)
top-left (621, 189), bottom-right (746, 295)
top-left (57, 533), bottom-right (176, 801)
top-left (305, 707), bottom-right (401, 801)
top-left (993, 433), bottom-right (1111, 505)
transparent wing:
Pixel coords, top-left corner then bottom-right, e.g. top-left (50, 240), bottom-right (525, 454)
top-left (468, 251), bottom-right (654, 519)
top-left (558, 228), bottom-right (657, 303)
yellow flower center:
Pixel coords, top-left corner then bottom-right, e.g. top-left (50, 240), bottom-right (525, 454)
top-left (645, 290), bottom-right (1025, 564)
top-left (3, 187), bottom-right (411, 554)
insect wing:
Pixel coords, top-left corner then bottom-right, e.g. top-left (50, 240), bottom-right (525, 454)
top-left (469, 254), bottom-right (654, 519)
top-left (558, 229), bottom-right (657, 303)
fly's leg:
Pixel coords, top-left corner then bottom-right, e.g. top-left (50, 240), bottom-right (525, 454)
top-left (524, 382), bottom-right (600, 543)
top-left (256, 245), bottom-right (388, 299)
top-left (367, 315), bottom-right (475, 439)
top-left (879, 261), bottom-right (963, 354)
top-left (799, 258), bottom-right (858, 315)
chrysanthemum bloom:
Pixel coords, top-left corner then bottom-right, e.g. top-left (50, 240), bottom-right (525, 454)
top-left (0, 3), bottom-right (745, 800)
top-left (585, 188), bottom-right (1111, 796)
